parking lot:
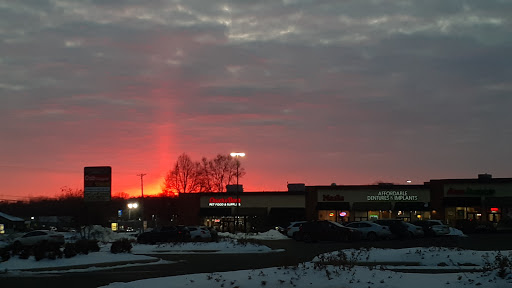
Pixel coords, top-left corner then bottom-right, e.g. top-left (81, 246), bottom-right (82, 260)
top-left (2, 231), bottom-right (512, 288)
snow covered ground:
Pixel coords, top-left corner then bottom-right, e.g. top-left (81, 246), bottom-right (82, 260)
top-left (1, 226), bottom-right (511, 287)
top-left (0, 228), bottom-right (284, 272)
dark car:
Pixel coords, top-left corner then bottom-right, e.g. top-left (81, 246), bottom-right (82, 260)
top-left (412, 220), bottom-right (450, 237)
top-left (296, 220), bottom-right (361, 243)
top-left (137, 226), bottom-right (191, 244)
top-left (372, 219), bottom-right (410, 238)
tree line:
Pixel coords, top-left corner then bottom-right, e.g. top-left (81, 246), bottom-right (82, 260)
top-left (160, 153), bottom-right (245, 196)
top-left (39, 152), bottom-right (245, 200)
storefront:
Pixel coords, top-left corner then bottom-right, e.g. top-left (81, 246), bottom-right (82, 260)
top-left (433, 175), bottom-right (512, 227)
top-left (199, 192), bottom-right (306, 233)
top-left (310, 184), bottom-right (431, 223)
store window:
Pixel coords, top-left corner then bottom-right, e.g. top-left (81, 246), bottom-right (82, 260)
top-left (488, 208), bottom-right (501, 223)
top-left (318, 210), bottom-right (350, 223)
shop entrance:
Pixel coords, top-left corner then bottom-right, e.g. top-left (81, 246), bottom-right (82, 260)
top-left (202, 216), bottom-right (246, 233)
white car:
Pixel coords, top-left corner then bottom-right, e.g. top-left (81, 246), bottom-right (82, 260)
top-left (13, 230), bottom-right (65, 248)
top-left (286, 221), bottom-right (307, 239)
top-left (427, 220), bottom-right (451, 236)
top-left (344, 221), bottom-right (392, 241)
top-left (187, 226), bottom-right (212, 241)
top-left (404, 222), bottom-right (425, 238)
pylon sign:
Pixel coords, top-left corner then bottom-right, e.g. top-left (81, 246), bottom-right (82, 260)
top-left (84, 166), bottom-right (111, 202)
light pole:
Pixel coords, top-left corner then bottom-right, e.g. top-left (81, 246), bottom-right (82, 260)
top-left (230, 152), bottom-right (245, 233)
top-left (127, 202), bottom-right (138, 220)
top-left (137, 173), bottom-right (146, 232)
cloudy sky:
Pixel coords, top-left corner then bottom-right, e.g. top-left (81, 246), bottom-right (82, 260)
top-left (1, 0), bottom-right (511, 199)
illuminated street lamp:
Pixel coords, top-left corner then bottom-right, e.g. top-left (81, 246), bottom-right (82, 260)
top-left (230, 152), bottom-right (245, 233)
top-left (127, 202), bottom-right (138, 220)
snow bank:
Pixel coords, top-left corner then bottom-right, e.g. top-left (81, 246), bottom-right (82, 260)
top-left (218, 229), bottom-right (289, 240)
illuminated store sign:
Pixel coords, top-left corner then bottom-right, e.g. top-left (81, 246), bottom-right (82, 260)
top-left (367, 191), bottom-right (418, 201)
top-left (447, 188), bottom-right (495, 196)
top-left (208, 197), bottom-right (241, 207)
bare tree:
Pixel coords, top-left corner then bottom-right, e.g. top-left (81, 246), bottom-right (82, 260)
top-left (57, 186), bottom-right (83, 200)
top-left (197, 157), bottom-right (213, 192)
top-left (209, 154), bottom-right (246, 192)
top-left (162, 153), bottom-right (202, 194)
top-left (161, 153), bottom-right (246, 195)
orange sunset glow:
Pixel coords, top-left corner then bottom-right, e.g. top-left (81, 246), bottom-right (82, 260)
top-left (1, 1), bottom-right (511, 202)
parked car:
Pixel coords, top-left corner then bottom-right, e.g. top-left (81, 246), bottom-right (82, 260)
top-left (412, 220), bottom-right (450, 237)
top-left (274, 226), bottom-right (287, 235)
top-left (344, 221), bottom-right (392, 241)
top-left (456, 219), bottom-right (497, 234)
top-left (403, 222), bottom-right (425, 238)
top-left (296, 220), bottom-right (361, 243)
top-left (372, 219), bottom-right (410, 238)
top-left (137, 226), bottom-right (191, 244)
top-left (206, 227), bottom-right (219, 241)
top-left (188, 226), bottom-right (212, 241)
top-left (13, 230), bottom-right (65, 248)
top-left (286, 221), bottom-right (307, 239)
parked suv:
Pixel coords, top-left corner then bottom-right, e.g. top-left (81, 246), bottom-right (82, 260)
top-left (412, 220), bottom-right (450, 237)
top-left (372, 219), bottom-right (410, 238)
top-left (286, 221), bottom-right (307, 239)
top-left (137, 226), bottom-right (191, 244)
top-left (296, 220), bottom-right (361, 243)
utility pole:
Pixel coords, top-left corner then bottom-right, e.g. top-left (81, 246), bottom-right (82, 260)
top-left (137, 173), bottom-right (146, 232)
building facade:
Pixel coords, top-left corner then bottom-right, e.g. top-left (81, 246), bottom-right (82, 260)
top-left (306, 183), bottom-right (432, 223)
top-left (199, 190), bottom-right (306, 232)
top-left (429, 174), bottom-right (512, 229)
top-left (94, 174), bottom-right (512, 233)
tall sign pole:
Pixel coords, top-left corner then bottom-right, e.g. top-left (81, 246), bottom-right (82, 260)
top-left (137, 173), bottom-right (146, 232)
top-left (230, 153), bottom-right (245, 233)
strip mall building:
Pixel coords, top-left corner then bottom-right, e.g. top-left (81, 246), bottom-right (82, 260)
top-left (145, 174), bottom-right (512, 233)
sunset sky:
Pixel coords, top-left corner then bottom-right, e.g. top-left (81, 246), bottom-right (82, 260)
top-left (1, 1), bottom-right (511, 200)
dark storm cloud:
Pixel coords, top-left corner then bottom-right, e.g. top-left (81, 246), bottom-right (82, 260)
top-left (1, 0), bottom-right (512, 196)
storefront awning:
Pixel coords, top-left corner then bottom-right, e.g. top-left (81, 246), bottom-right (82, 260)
top-left (352, 202), bottom-right (392, 211)
top-left (199, 208), bottom-right (232, 216)
top-left (485, 197), bottom-right (512, 207)
top-left (315, 202), bottom-right (350, 211)
top-left (268, 208), bottom-right (306, 216)
top-left (393, 202), bottom-right (431, 211)
top-left (443, 197), bottom-right (481, 207)
top-left (238, 208), bottom-right (268, 216)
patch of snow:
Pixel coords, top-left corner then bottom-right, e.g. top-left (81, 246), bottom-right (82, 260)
top-left (218, 229), bottom-right (289, 240)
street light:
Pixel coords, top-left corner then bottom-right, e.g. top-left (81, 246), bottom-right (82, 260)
top-left (230, 152), bottom-right (245, 233)
top-left (127, 202), bottom-right (138, 220)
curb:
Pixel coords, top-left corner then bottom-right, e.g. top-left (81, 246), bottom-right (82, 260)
top-left (19, 258), bottom-right (161, 272)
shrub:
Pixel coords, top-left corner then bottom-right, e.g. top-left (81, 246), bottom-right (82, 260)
top-left (483, 251), bottom-right (512, 279)
top-left (110, 239), bottom-right (132, 254)
top-left (0, 247), bottom-right (10, 262)
top-left (75, 239), bottom-right (100, 255)
top-left (63, 243), bottom-right (78, 258)
top-left (33, 242), bottom-right (49, 261)
top-left (18, 248), bottom-right (30, 260)
top-left (47, 245), bottom-right (63, 260)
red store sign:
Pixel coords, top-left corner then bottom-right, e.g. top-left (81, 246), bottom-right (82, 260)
top-left (209, 197), bottom-right (241, 207)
